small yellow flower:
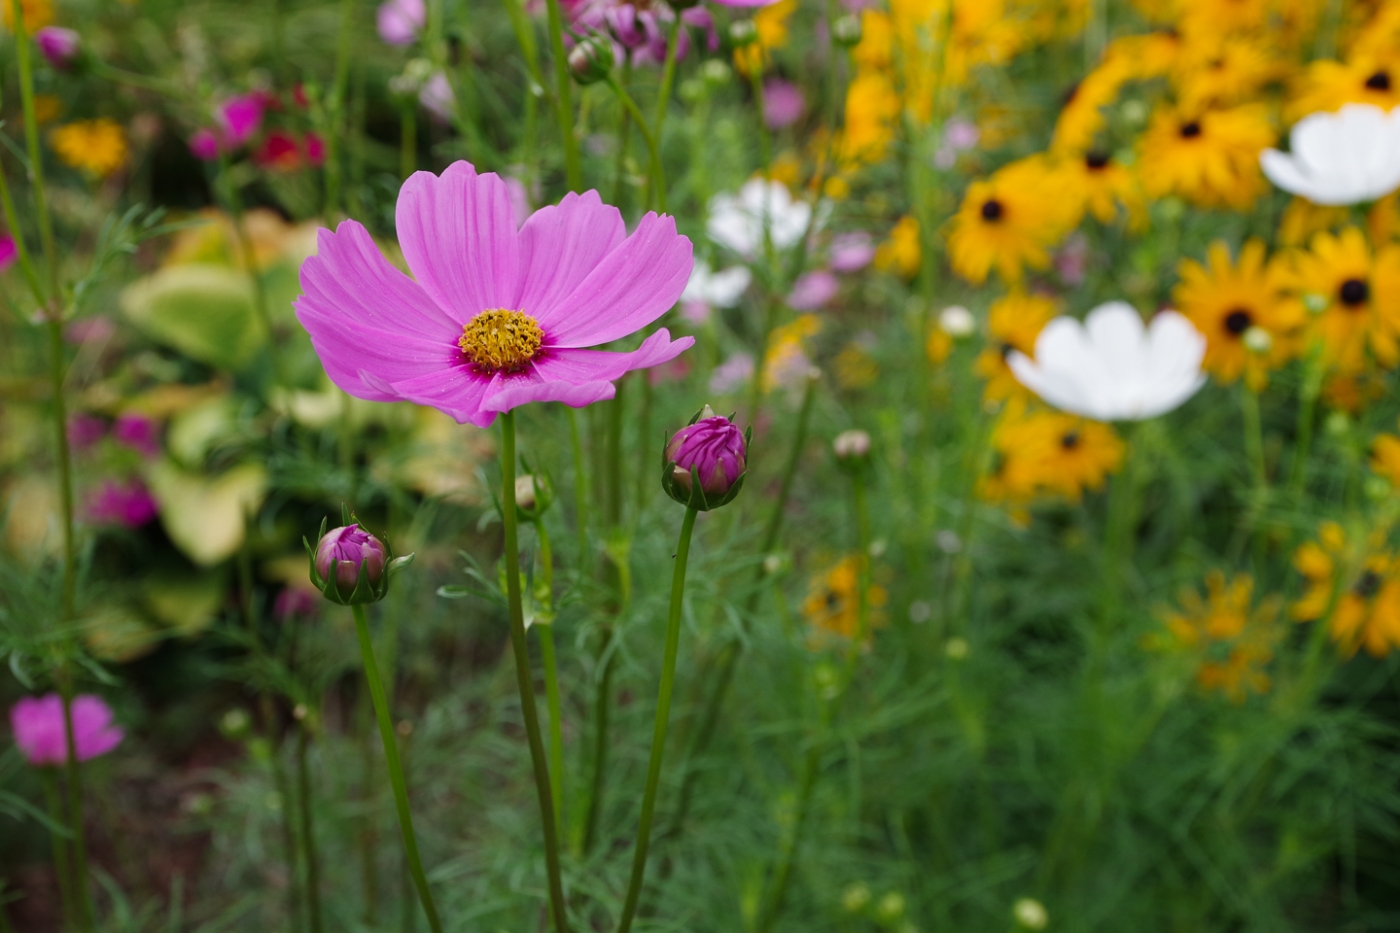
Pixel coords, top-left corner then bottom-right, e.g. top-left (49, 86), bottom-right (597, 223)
top-left (974, 292), bottom-right (1056, 401)
top-left (949, 157), bottom-right (1074, 285)
top-left (1160, 572), bottom-right (1282, 703)
top-left (834, 342), bottom-right (879, 390)
top-left (1276, 227), bottom-right (1400, 372)
top-left (1137, 103), bottom-right (1274, 211)
top-left (1, 0), bottom-right (53, 32)
top-left (733, 0), bottom-right (796, 75)
top-left (1173, 239), bottom-right (1303, 390)
top-left (1060, 151), bottom-right (1146, 230)
top-left (1288, 57), bottom-right (1400, 122)
top-left (874, 216), bottom-right (920, 279)
top-left (802, 555), bottom-right (887, 645)
top-left (983, 406), bottom-right (1124, 504)
top-left (50, 118), bottom-right (128, 178)
top-left (1293, 522), bottom-right (1400, 658)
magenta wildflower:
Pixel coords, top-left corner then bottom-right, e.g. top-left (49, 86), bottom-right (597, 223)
top-left (113, 413), bottom-right (160, 458)
top-left (306, 132), bottom-right (327, 167)
top-left (296, 161), bottom-right (694, 427)
top-left (86, 478), bottom-right (158, 527)
top-left (0, 234), bottom-right (17, 273)
top-left (762, 78), bottom-right (805, 129)
top-left (214, 93), bottom-right (265, 149)
top-left (567, 0), bottom-right (717, 66)
top-left (35, 26), bottom-right (80, 69)
top-left (829, 232), bottom-right (875, 272)
top-left (67, 413), bottom-right (106, 451)
top-left (189, 128), bottom-right (220, 161)
top-left (377, 0), bottom-right (425, 45)
top-left (788, 270), bottom-right (838, 310)
top-left (10, 694), bottom-right (124, 766)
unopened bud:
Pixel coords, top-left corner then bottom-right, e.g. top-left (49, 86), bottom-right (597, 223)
top-left (939, 304), bottom-right (975, 337)
top-left (305, 510), bottom-right (413, 606)
top-left (833, 429), bottom-right (872, 462)
top-left (516, 474), bottom-right (538, 511)
top-left (35, 26), bottom-right (81, 70)
top-left (568, 35), bottom-right (615, 86)
top-left (663, 405), bottom-right (749, 510)
top-left (832, 13), bottom-right (862, 46)
top-left (729, 19), bottom-right (759, 46)
top-left (1242, 326), bottom-right (1272, 354)
top-left (1013, 898), bottom-right (1048, 930)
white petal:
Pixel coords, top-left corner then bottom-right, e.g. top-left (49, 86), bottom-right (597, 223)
top-left (1008, 351), bottom-right (1095, 417)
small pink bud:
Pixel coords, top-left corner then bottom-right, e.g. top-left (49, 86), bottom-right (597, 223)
top-left (665, 406), bottom-right (747, 502)
top-left (832, 429), bottom-right (871, 461)
top-left (35, 27), bottom-right (80, 69)
top-left (314, 524), bottom-right (387, 598)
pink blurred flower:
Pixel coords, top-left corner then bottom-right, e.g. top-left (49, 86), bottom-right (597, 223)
top-left (113, 413), bottom-right (160, 458)
top-left (568, 0), bottom-right (716, 66)
top-left (377, 0), bottom-right (425, 45)
top-left (67, 413), bottom-right (106, 451)
top-left (763, 79), bottom-right (804, 129)
top-left (419, 72), bottom-right (455, 122)
top-left (35, 27), bottom-right (80, 69)
top-left (295, 161), bottom-right (694, 427)
top-left (709, 352), bottom-right (754, 394)
top-left (189, 128), bottom-right (220, 162)
top-left (0, 235), bottom-right (16, 273)
top-left (254, 130), bottom-right (302, 171)
top-left (65, 316), bottom-right (115, 345)
top-left (1055, 232), bottom-right (1089, 285)
top-left (305, 132), bottom-right (326, 167)
top-left (275, 587), bottom-right (319, 621)
top-left (215, 93), bottom-right (265, 149)
top-left (648, 354), bottom-right (690, 386)
top-left (712, 0), bottom-right (782, 6)
top-left (829, 232), bottom-right (874, 272)
top-left (9, 694), bottom-right (124, 766)
top-left (788, 270), bottom-right (838, 310)
top-left (934, 117), bottom-right (980, 170)
top-left (86, 478), bottom-right (158, 527)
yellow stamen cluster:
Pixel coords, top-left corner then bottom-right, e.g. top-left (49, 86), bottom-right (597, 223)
top-left (458, 309), bottom-right (544, 373)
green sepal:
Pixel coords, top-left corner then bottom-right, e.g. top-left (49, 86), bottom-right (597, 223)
top-left (304, 510), bottom-right (414, 607)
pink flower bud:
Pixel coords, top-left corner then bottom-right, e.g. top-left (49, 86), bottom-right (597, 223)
top-left (9, 694), bottom-right (124, 766)
top-left (35, 27), bottom-right (80, 69)
top-left (189, 128), bottom-right (221, 161)
top-left (665, 407), bottom-right (747, 500)
top-left (314, 523), bottom-right (387, 597)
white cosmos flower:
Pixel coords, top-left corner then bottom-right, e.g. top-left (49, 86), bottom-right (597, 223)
top-left (681, 262), bottom-right (753, 307)
top-left (706, 178), bottom-right (815, 257)
top-left (1008, 302), bottom-right (1206, 421)
top-left (1260, 104), bottom-right (1400, 206)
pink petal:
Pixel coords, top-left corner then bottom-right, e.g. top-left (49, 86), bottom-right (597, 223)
top-left (481, 373), bottom-right (617, 413)
top-left (541, 212), bottom-right (693, 348)
top-left (530, 328), bottom-right (695, 383)
top-left (298, 222), bottom-right (459, 334)
top-left (516, 190), bottom-right (627, 323)
top-left (389, 365), bottom-right (497, 427)
top-left (395, 162), bottom-right (521, 324)
top-left (296, 311), bottom-right (455, 401)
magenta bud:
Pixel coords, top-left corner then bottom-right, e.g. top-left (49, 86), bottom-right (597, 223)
top-left (314, 524), bottom-right (386, 598)
top-left (35, 27), bottom-right (80, 69)
top-left (663, 405), bottom-right (748, 509)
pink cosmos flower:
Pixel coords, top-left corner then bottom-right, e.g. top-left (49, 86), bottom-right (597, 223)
top-left (0, 234), bottom-right (17, 273)
top-left (215, 93), bottom-right (265, 149)
top-left (305, 132), bottom-right (326, 167)
top-left (763, 79), bottom-right (805, 129)
top-left (567, 0), bottom-right (717, 66)
top-left (419, 72), bottom-right (455, 122)
top-left (189, 128), bottom-right (220, 162)
top-left (788, 270), bottom-right (838, 310)
top-left (377, 0), bottom-right (425, 45)
top-left (829, 232), bottom-right (875, 272)
top-left (709, 352), bottom-right (755, 394)
top-left (35, 26), bottom-right (80, 69)
top-left (86, 478), bottom-right (158, 527)
top-left (10, 694), bottom-right (124, 766)
top-left (113, 413), bottom-right (160, 458)
top-left (296, 161), bottom-right (694, 427)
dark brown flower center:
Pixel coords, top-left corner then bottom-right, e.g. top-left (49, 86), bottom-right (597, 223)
top-left (1354, 570), bottom-right (1382, 599)
top-left (999, 341), bottom-right (1015, 359)
top-left (1060, 430), bottom-right (1081, 450)
top-left (1340, 278), bottom-right (1369, 307)
top-left (981, 199), bottom-right (1004, 222)
top-left (1179, 121), bottom-right (1202, 138)
top-left (1085, 152), bottom-right (1111, 170)
top-left (1224, 308), bottom-right (1252, 336)
top-left (1367, 70), bottom-right (1392, 91)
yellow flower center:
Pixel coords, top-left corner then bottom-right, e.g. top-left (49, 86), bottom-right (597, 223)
top-left (458, 309), bottom-right (544, 373)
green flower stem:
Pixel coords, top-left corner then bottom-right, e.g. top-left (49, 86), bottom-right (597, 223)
top-left (0, 158), bottom-right (44, 304)
top-left (747, 57), bottom-right (772, 174)
top-left (635, 376), bottom-right (654, 514)
top-left (842, 469), bottom-right (872, 681)
top-left (665, 373), bottom-right (817, 840)
top-left (616, 504), bottom-right (699, 933)
top-left (39, 769), bottom-right (76, 926)
top-left (567, 408), bottom-right (591, 565)
top-left (351, 605), bottom-right (445, 933)
top-left (1241, 383), bottom-right (1267, 491)
top-left (533, 517), bottom-right (567, 831)
top-left (10, 0), bottom-right (59, 303)
top-left (1289, 354), bottom-right (1325, 501)
top-left (324, 0), bottom-right (357, 218)
top-left (56, 680), bottom-right (93, 932)
top-left (612, 59), bottom-right (635, 208)
top-left (544, 0), bottom-right (583, 191)
top-left (296, 721), bottom-right (324, 933)
top-left (744, 292), bottom-right (783, 430)
top-left (605, 77), bottom-right (664, 212)
top-left (500, 410), bottom-right (571, 933)
top-left (755, 742), bottom-right (820, 933)
top-left (1098, 430), bottom-right (1140, 633)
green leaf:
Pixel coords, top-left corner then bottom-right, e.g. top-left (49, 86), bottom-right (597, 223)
top-left (120, 263), bottom-right (265, 370)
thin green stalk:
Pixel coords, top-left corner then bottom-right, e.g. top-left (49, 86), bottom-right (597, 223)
top-left (754, 743), bottom-right (820, 933)
top-left (40, 769), bottom-right (77, 928)
top-left (744, 294), bottom-right (782, 429)
top-left (612, 58), bottom-right (635, 209)
top-left (567, 408), bottom-right (590, 565)
top-left (580, 645), bottom-right (615, 855)
top-left (10, 0), bottom-right (59, 302)
top-left (1098, 433), bottom-right (1139, 633)
top-left (500, 411), bottom-right (571, 932)
top-left (746, 57), bottom-right (772, 173)
top-left (1242, 384), bottom-right (1266, 491)
top-left (324, 0), bottom-right (358, 218)
top-left (533, 518), bottom-right (566, 831)
top-left (1290, 356), bottom-right (1324, 501)
top-left (605, 77), bottom-right (664, 212)
top-left (544, 0), bottom-right (582, 190)
top-left (265, 697), bottom-right (302, 931)
top-left (56, 684), bottom-right (93, 932)
top-left (635, 375), bottom-right (654, 515)
top-left (842, 470), bottom-right (872, 681)
top-left (352, 605), bottom-right (445, 933)
top-left (0, 157), bottom-right (44, 303)
top-left (46, 317), bottom-right (76, 619)
top-left (616, 505), bottom-right (699, 933)
top-left (296, 723), bottom-right (324, 933)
